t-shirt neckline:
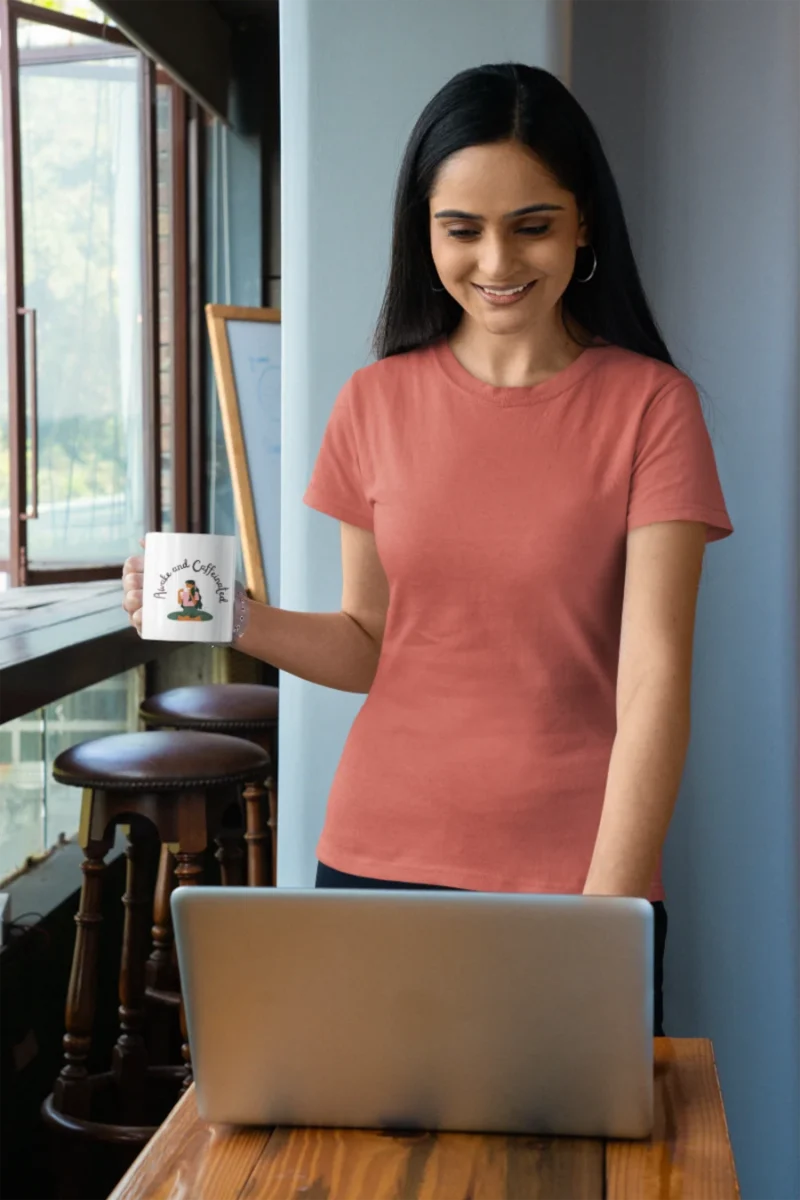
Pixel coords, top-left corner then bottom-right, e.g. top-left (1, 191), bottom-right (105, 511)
top-left (431, 336), bottom-right (609, 407)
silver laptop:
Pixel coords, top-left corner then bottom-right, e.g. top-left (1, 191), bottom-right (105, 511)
top-left (171, 887), bottom-right (654, 1138)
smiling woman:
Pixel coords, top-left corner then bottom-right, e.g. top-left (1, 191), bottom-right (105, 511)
top-left (429, 140), bottom-right (589, 384)
top-left (131, 61), bottom-right (735, 1042)
top-left (373, 63), bottom-right (664, 371)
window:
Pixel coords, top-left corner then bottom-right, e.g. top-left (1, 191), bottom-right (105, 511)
top-left (0, 0), bottom-right (206, 877)
top-left (0, 666), bottom-right (143, 883)
top-left (18, 26), bottom-right (144, 567)
top-left (156, 78), bottom-right (190, 535)
top-left (0, 0), bottom-right (200, 589)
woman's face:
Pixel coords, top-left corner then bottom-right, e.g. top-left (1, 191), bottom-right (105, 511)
top-left (428, 139), bottom-right (588, 336)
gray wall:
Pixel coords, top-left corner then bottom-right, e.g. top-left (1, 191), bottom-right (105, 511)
top-left (278, 0), bottom-right (568, 884)
top-left (278, 2), bottom-right (800, 1193)
top-left (572, 4), bottom-right (800, 1197)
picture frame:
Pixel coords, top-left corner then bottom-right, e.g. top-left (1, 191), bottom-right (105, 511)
top-left (205, 304), bottom-right (281, 606)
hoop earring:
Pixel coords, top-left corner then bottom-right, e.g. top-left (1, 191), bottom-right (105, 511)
top-left (431, 281), bottom-right (446, 293)
top-left (574, 246), bottom-right (597, 284)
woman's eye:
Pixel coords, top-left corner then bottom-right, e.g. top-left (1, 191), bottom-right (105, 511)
top-left (446, 224), bottom-right (550, 240)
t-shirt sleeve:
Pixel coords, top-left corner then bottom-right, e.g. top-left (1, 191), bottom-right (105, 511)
top-left (303, 377), bottom-right (374, 531)
top-left (627, 378), bottom-right (734, 543)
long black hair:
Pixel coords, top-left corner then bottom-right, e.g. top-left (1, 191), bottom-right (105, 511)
top-left (373, 63), bottom-right (674, 368)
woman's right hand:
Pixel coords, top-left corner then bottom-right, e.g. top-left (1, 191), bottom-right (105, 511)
top-left (122, 543), bottom-right (145, 635)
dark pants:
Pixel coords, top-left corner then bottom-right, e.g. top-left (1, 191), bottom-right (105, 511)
top-left (315, 860), bottom-right (667, 1036)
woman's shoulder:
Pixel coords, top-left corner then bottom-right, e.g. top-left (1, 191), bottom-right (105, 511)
top-left (338, 344), bottom-right (437, 420)
top-left (347, 343), bottom-right (434, 389)
top-left (590, 341), bottom-right (698, 399)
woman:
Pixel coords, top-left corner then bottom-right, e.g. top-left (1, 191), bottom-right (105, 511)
top-left (176, 579), bottom-right (203, 617)
top-left (122, 64), bottom-right (733, 1034)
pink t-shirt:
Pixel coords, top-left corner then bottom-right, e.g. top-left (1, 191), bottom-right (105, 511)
top-left (304, 339), bottom-right (733, 897)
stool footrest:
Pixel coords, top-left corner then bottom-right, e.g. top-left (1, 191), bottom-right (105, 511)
top-left (145, 984), bottom-right (182, 1009)
top-left (42, 1065), bottom-right (185, 1145)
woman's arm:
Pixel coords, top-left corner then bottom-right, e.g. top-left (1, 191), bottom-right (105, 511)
top-left (583, 521), bottom-right (707, 897)
top-left (234, 522), bottom-right (390, 693)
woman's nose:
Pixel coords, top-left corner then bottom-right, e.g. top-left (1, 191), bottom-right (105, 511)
top-left (478, 236), bottom-right (518, 282)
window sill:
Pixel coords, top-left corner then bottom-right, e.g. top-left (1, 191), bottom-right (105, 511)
top-left (0, 582), bottom-right (178, 724)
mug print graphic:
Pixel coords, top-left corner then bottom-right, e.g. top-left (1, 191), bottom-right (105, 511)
top-left (169, 578), bottom-right (213, 622)
top-left (152, 557), bottom-right (231, 610)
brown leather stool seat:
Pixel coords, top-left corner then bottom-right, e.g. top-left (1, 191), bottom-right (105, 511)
top-left (42, 730), bottom-right (269, 1166)
top-left (140, 683), bottom-right (278, 731)
top-left (140, 684), bottom-right (279, 887)
top-left (54, 728), bottom-right (269, 788)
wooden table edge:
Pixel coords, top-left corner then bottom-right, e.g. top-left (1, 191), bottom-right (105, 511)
top-left (107, 1039), bottom-right (739, 1200)
top-left (708, 1038), bottom-right (742, 1198)
top-left (106, 1087), bottom-right (199, 1200)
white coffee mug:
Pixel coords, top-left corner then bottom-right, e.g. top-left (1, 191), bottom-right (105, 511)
top-left (141, 532), bottom-right (237, 643)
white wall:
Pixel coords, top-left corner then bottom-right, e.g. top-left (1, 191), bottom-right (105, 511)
top-left (278, 0), bottom-right (569, 885)
top-left (572, 4), bottom-right (800, 1197)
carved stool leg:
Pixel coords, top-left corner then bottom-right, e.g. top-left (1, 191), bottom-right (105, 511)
top-left (53, 793), bottom-right (112, 1120)
top-left (174, 848), bottom-right (204, 1094)
top-left (244, 779), bottom-right (271, 887)
top-left (215, 831), bottom-right (246, 886)
top-left (144, 844), bottom-right (178, 1069)
top-left (147, 844), bottom-right (177, 993)
top-left (111, 823), bottom-right (151, 1124)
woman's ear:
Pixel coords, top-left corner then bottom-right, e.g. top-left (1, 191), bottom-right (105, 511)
top-left (576, 203), bottom-right (591, 248)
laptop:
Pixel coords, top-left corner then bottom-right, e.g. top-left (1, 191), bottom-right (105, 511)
top-left (171, 887), bottom-right (654, 1138)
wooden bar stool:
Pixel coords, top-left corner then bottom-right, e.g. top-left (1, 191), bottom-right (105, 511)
top-left (41, 730), bottom-right (269, 1158)
top-left (139, 684), bottom-right (279, 887)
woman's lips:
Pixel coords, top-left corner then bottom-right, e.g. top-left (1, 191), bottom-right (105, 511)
top-left (473, 281), bottom-right (537, 306)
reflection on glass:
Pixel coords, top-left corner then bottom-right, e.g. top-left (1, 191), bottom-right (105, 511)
top-left (18, 35), bottom-right (145, 564)
top-left (0, 668), bottom-right (141, 883)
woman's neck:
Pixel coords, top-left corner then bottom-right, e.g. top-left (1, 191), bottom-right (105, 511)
top-left (448, 314), bottom-right (590, 389)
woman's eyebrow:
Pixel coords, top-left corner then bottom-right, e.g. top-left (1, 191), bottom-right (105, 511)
top-left (433, 203), bottom-right (565, 219)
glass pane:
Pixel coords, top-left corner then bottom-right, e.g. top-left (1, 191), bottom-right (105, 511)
top-left (157, 83), bottom-right (173, 532)
top-left (44, 669), bottom-right (141, 847)
top-left (18, 33), bottom-right (145, 565)
top-left (0, 713), bottom-right (45, 882)
top-left (21, 2), bottom-right (115, 31)
top-left (205, 122), bottom-right (235, 538)
top-left (0, 667), bottom-right (142, 883)
top-left (19, 25), bottom-right (96, 51)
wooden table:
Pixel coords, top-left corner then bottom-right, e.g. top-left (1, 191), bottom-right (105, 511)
top-left (108, 1039), bottom-right (739, 1200)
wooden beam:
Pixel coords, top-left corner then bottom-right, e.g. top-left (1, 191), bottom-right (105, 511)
top-left (93, 0), bottom-right (231, 122)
